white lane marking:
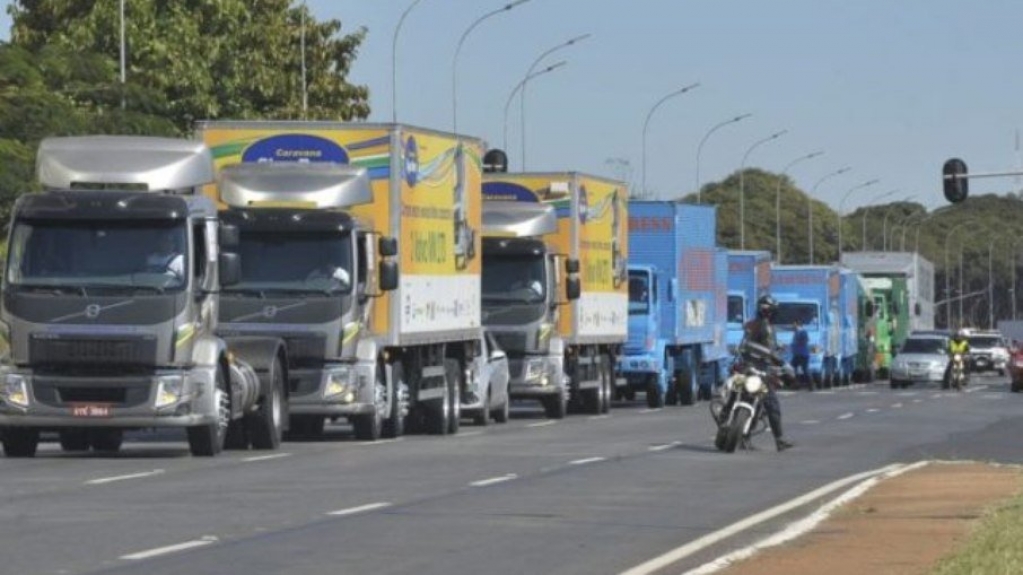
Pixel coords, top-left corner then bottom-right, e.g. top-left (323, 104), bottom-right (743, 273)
top-left (866, 408), bottom-right (880, 413)
top-left (799, 420), bottom-right (820, 425)
top-left (816, 391), bottom-right (836, 395)
top-left (891, 403), bottom-right (903, 408)
top-left (897, 392), bottom-right (918, 397)
top-left (648, 441), bottom-right (682, 452)
top-left (982, 393), bottom-right (1002, 400)
top-left (527, 421), bottom-right (557, 428)
top-left (458, 430), bottom-right (484, 438)
top-left (589, 415), bottom-right (611, 421)
top-left (639, 408), bottom-right (662, 414)
top-left (356, 438), bottom-right (404, 446)
top-left (470, 474), bottom-right (518, 487)
top-left (913, 399), bottom-right (924, 404)
top-left (837, 413), bottom-right (854, 420)
top-left (327, 502), bottom-right (392, 517)
top-left (965, 385), bottom-right (988, 394)
top-left (858, 391), bottom-right (879, 396)
top-left (569, 457), bottom-right (606, 466)
top-left (618, 463), bottom-right (905, 575)
top-left (243, 453), bottom-right (292, 463)
top-left (682, 461), bottom-right (930, 575)
top-left (120, 536), bottom-right (218, 560)
top-left (86, 470), bottom-right (164, 486)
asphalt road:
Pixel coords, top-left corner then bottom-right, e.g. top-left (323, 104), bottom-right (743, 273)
top-left (2, 373), bottom-right (1021, 575)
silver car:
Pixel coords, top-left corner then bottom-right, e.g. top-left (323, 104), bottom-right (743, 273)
top-left (889, 334), bottom-right (950, 389)
top-left (462, 331), bottom-right (511, 425)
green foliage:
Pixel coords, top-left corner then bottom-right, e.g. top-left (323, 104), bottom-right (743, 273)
top-left (932, 487), bottom-right (1023, 575)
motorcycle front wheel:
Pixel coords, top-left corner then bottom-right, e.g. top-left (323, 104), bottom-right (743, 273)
top-left (723, 409), bottom-right (751, 453)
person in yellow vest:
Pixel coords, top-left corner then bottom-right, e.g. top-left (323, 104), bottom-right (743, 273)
top-left (945, 329), bottom-right (970, 388)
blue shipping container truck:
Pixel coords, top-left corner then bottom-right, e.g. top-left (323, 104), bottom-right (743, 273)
top-left (622, 202), bottom-right (728, 406)
top-left (725, 251), bottom-right (773, 360)
top-left (837, 268), bottom-right (864, 386)
top-left (770, 265), bottom-right (843, 387)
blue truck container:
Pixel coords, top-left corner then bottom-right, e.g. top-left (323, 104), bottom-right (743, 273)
top-left (770, 265), bottom-right (843, 387)
top-left (621, 201), bottom-right (727, 406)
top-left (725, 251), bottom-right (773, 360)
top-left (837, 268), bottom-right (864, 386)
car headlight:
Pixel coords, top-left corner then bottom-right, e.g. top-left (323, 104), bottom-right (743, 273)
top-left (2, 373), bottom-right (29, 408)
top-left (154, 375), bottom-right (186, 409)
top-left (323, 367), bottom-right (356, 401)
top-left (523, 358), bottom-right (549, 385)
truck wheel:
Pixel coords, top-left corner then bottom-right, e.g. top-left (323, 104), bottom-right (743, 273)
top-left (677, 368), bottom-right (696, 406)
top-left (600, 355), bottom-right (612, 414)
top-left (425, 370), bottom-right (451, 435)
top-left (542, 390), bottom-right (566, 419)
top-left (248, 356), bottom-right (286, 449)
top-left (645, 376), bottom-right (664, 408)
top-left (89, 429), bottom-right (123, 454)
top-left (474, 389), bottom-right (492, 426)
top-left (59, 430), bottom-right (90, 452)
top-left (382, 362), bottom-right (406, 438)
top-left (353, 363), bottom-right (386, 442)
top-left (445, 359), bottom-right (462, 435)
top-left (188, 369), bottom-right (229, 457)
top-left (2, 428), bottom-right (39, 458)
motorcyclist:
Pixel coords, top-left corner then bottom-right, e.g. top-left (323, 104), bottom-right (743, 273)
top-left (945, 329), bottom-right (971, 388)
top-left (741, 294), bottom-right (794, 452)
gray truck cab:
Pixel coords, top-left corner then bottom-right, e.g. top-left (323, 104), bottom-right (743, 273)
top-left (0, 136), bottom-right (287, 458)
top-left (214, 162), bottom-right (399, 441)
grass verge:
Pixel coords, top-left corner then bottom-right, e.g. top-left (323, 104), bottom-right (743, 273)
top-left (932, 487), bottom-right (1023, 575)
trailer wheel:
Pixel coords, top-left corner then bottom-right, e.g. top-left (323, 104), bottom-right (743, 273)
top-left (425, 366), bottom-right (452, 435)
top-left (383, 362), bottom-right (406, 438)
top-left (2, 428), bottom-right (39, 458)
top-left (89, 429), bottom-right (123, 454)
top-left (188, 368), bottom-right (229, 457)
top-left (248, 355), bottom-right (286, 449)
top-left (600, 354), bottom-right (612, 414)
top-left (59, 430), bottom-right (90, 452)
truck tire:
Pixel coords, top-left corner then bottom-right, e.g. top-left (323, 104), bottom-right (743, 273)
top-left (188, 368), bottom-right (229, 457)
top-left (59, 429), bottom-right (90, 452)
top-left (445, 359), bottom-right (462, 435)
top-left (677, 368), bottom-right (696, 406)
top-left (89, 429), bottom-right (123, 453)
top-left (248, 355), bottom-right (286, 449)
top-left (425, 370), bottom-right (451, 436)
top-left (542, 391), bottom-right (566, 419)
top-left (645, 376), bottom-right (664, 408)
top-left (382, 362), bottom-right (406, 438)
top-left (600, 354), bottom-right (612, 414)
top-left (2, 428), bottom-right (39, 458)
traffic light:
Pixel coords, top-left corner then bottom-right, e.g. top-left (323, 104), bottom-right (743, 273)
top-left (942, 158), bottom-right (969, 203)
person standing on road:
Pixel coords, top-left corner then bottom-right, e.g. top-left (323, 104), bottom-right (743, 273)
top-left (743, 294), bottom-right (795, 452)
top-left (791, 319), bottom-right (812, 391)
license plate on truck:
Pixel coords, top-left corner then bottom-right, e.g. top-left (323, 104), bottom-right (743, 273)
top-left (70, 404), bottom-right (111, 417)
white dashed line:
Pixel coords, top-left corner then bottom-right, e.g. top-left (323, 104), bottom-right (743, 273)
top-left (859, 391), bottom-right (879, 396)
top-left (648, 441), bottom-right (682, 452)
top-left (569, 457), bottom-right (606, 465)
top-left (470, 474), bottom-right (518, 487)
top-left (86, 470), bottom-right (164, 486)
top-left (458, 430), bottom-right (484, 438)
top-left (527, 421), bottom-right (557, 428)
top-left (897, 392), bottom-right (918, 397)
top-left (243, 453), bottom-right (292, 463)
top-left (356, 438), bottom-right (404, 446)
top-left (912, 399), bottom-right (923, 404)
top-left (837, 413), bottom-right (854, 420)
top-left (327, 502), bottom-right (392, 517)
top-left (120, 536), bottom-right (217, 560)
top-left (866, 408), bottom-right (880, 413)
top-left (800, 420), bottom-right (820, 425)
top-left (891, 403), bottom-right (903, 408)
top-left (639, 408), bottom-right (663, 414)
top-left (588, 415), bottom-right (611, 421)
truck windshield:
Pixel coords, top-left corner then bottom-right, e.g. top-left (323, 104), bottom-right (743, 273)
top-left (774, 303), bottom-right (819, 328)
top-left (230, 231), bottom-right (353, 294)
top-left (482, 254), bottom-right (546, 304)
top-left (6, 219), bottom-right (188, 292)
top-left (727, 295), bottom-right (745, 324)
top-left (628, 271), bottom-right (650, 315)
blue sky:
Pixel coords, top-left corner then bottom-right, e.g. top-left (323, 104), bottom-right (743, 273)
top-left (3, 1), bottom-right (1023, 210)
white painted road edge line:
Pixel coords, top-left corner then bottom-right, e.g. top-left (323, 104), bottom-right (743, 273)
top-left (681, 461), bottom-right (931, 575)
top-left (648, 441), bottom-right (682, 452)
top-left (470, 474), bottom-right (518, 487)
top-left (837, 413), bottom-right (854, 420)
top-left (570, 457), bottom-right (606, 466)
top-left (327, 502), bottom-right (392, 517)
top-left (799, 420), bottom-right (820, 425)
top-left (866, 408), bottom-right (880, 413)
top-left (617, 462), bottom-right (906, 575)
top-left (86, 470), bottom-right (164, 485)
top-left (243, 453), bottom-right (292, 463)
top-left (527, 421), bottom-right (557, 428)
top-left (120, 536), bottom-right (218, 561)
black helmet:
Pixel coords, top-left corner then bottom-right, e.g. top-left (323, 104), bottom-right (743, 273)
top-left (757, 294), bottom-right (778, 319)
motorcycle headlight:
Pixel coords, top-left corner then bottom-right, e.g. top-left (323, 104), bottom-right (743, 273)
top-left (953, 353), bottom-right (962, 362)
top-left (744, 375), bottom-right (764, 394)
top-left (154, 375), bottom-right (186, 409)
top-left (324, 366), bottom-right (356, 401)
top-left (524, 358), bottom-right (549, 385)
top-left (2, 373), bottom-right (29, 408)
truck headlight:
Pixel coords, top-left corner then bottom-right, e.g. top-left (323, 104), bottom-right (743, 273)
top-left (2, 374), bottom-right (29, 408)
top-left (523, 358), bottom-right (548, 385)
top-left (154, 375), bottom-right (186, 409)
top-left (323, 367), bottom-right (355, 401)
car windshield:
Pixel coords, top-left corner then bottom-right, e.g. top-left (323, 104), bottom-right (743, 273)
top-left (229, 230), bottom-right (353, 294)
top-left (901, 338), bottom-right (946, 354)
top-left (628, 271), bottom-right (650, 315)
top-left (5, 219), bottom-right (188, 292)
top-left (968, 336), bottom-right (1002, 348)
top-left (482, 254), bottom-right (546, 304)
top-left (727, 295), bottom-right (745, 324)
top-left (774, 303), bottom-right (819, 327)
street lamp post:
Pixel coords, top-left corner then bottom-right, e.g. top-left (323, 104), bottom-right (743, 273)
top-left (859, 188), bottom-right (898, 250)
top-left (520, 33), bottom-right (590, 170)
top-left (640, 83), bottom-right (700, 198)
top-left (890, 210), bottom-right (921, 252)
top-left (943, 221), bottom-right (971, 328)
top-left (452, 0), bottom-right (530, 134)
top-left (392, 0), bottom-right (426, 123)
top-left (910, 213), bottom-right (937, 253)
top-left (881, 194), bottom-right (916, 251)
top-left (695, 113), bottom-right (752, 203)
top-left (808, 167), bottom-right (851, 264)
top-left (837, 179), bottom-right (880, 263)
top-left (774, 151), bottom-right (823, 262)
top-left (503, 62), bottom-right (566, 151)
top-left (739, 130), bottom-right (787, 250)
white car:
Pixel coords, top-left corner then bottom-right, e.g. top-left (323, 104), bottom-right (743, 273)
top-left (889, 334), bottom-right (950, 389)
top-left (966, 331), bottom-right (1009, 375)
top-left (462, 331), bottom-right (511, 425)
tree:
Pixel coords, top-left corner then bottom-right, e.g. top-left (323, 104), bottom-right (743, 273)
top-left (9, 0), bottom-right (370, 132)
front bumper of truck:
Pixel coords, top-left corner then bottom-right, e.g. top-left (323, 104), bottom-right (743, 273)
top-left (507, 355), bottom-right (563, 399)
top-left (0, 365), bottom-right (219, 428)
top-left (619, 351), bottom-right (661, 386)
top-left (287, 362), bottom-right (377, 416)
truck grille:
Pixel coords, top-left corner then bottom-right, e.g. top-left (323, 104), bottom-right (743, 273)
top-left (491, 331), bottom-right (528, 355)
top-left (32, 376), bottom-right (151, 408)
top-left (284, 335), bottom-right (327, 368)
top-left (29, 335), bottom-right (158, 369)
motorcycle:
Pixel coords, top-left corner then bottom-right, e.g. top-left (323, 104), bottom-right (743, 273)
top-left (710, 342), bottom-right (792, 453)
top-left (949, 352), bottom-right (967, 391)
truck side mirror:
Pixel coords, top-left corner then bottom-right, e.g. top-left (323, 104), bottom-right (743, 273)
top-left (566, 276), bottom-right (581, 301)
top-left (218, 252), bottom-right (241, 287)
top-left (566, 258), bottom-right (580, 274)
top-left (379, 236), bottom-right (398, 257)
top-left (218, 224), bottom-right (239, 249)
top-left (379, 261), bottom-right (399, 292)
